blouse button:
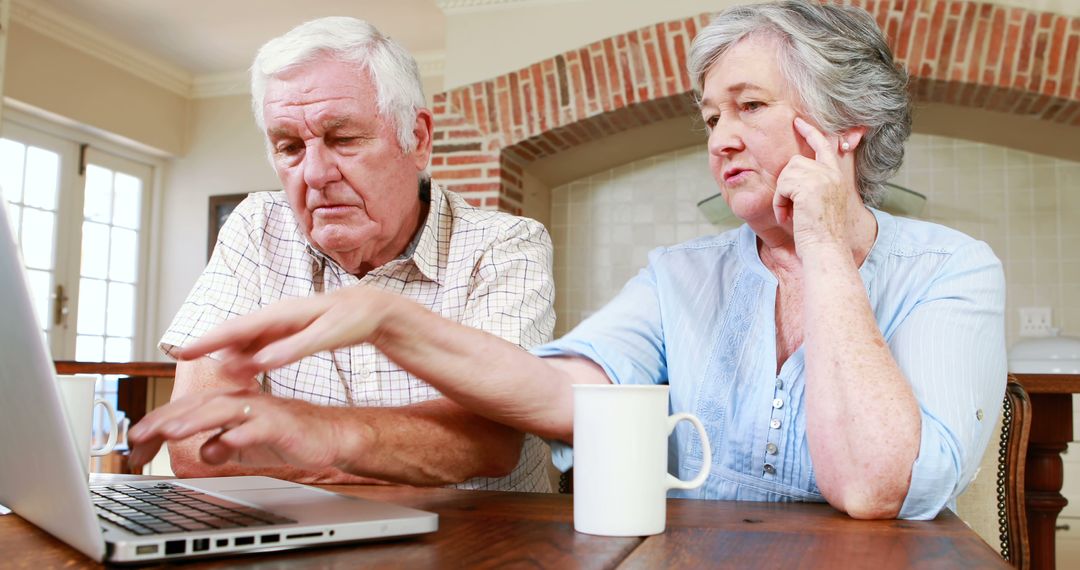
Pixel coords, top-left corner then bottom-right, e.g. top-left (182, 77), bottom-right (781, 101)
top-left (770, 419), bottom-right (781, 429)
top-left (763, 464), bottom-right (776, 475)
top-left (766, 443), bottom-right (778, 455)
top-left (772, 398), bottom-right (784, 409)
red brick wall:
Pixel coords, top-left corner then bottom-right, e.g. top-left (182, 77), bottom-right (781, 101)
top-left (429, 0), bottom-right (1080, 214)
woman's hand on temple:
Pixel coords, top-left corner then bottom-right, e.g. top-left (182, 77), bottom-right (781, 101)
top-left (772, 117), bottom-right (851, 255)
top-left (177, 287), bottom-right (398, 381)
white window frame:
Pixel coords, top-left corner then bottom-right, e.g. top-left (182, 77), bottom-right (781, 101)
top-left (1, 105), bottom-right (166, 362)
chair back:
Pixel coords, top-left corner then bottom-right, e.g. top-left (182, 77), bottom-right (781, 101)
top-left (957, 377), bottom-right (1030, 568)
top-left (998, 377), bottom-right (1030, 568)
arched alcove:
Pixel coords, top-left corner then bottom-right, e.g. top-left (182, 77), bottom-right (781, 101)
top-left (427, 0), bottom-right (1078, 214)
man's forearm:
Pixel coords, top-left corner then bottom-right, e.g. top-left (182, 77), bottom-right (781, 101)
top-left (169, 445), bottom-right (384, 485)
top-left (166, 396), bottom-right (524, 486)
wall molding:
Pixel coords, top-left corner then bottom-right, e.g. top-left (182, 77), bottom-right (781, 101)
top-left (436, 0), bottom-right (583, 15)
top-left (12, 0), bottom-right (448, 101)
top-left (191, 71), bottom-right (248, 99)
top-left (10, 0), bottom-right (192, 97)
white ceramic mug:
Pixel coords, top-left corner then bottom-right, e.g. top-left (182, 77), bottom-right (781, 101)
top-left (56, 375), bottom-right (119, 463)
top-left (572, 384), bottom-right (712, 536)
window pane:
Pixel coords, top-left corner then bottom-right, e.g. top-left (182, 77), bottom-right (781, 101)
top-left (104, 337), bottom-right (131, 362)
top-left (112, 173), bottom-right (141, 229)
top-left (0, 139), bottom-right (26, 204)
top-left (25, 269), bottom-right (52, 331)
top-left (109, 225), bottom-right (138, 280)
top-left (106, 282), bottom-right (135, 337)
top-left (23, 147), bottom-right (59, 210)
top-left (84, 165), bottom-right (113, 223)
top-left (6, 203), bottom-right (21, 239)
top-left (75, 335), bottom-right (104, 361)
top-left (109, 227), bottom-right (138, 283)
top-left (20, 208), bottom-right (55, 270)
top-left (77, 278), bottom-right (107, 335)
top-left (80, 221), bottom-right (110, 279)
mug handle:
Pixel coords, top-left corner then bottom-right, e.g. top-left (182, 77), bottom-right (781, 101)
top-left (664, 412), bottom-right (711, 491)
top-left (90, 399), bottom-right (118, 457)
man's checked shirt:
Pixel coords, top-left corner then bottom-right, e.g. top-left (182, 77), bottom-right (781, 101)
top-left (160, 184), bottom-right (556, 492)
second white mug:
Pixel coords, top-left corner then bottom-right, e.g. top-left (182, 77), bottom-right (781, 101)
top-left (572, 384), bottom-right (712, 536)
top-left (56, 375), bottom-right (119, 469)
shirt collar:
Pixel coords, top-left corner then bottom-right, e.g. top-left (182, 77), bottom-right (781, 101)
top-left (302, 184), bottom-right (448, 285)
top-left (409, 183), bottom-right (447, 285)
top-left (737, 205), bottom-right (889, 283)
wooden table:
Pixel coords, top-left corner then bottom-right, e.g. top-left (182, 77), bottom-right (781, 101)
top-left (0, 482), bottom-right (1008, 568)
top-left (1014, 372), bottom-right (1080, 570)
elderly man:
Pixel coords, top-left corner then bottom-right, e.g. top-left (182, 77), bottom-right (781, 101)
top-left (155, 17), bottom-right (554, 491)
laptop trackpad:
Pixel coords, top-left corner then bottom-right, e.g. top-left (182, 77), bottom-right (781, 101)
top-left (181, 477), bottom-right (427, 523)
top-left (178, 476), bottom-right (303, 492)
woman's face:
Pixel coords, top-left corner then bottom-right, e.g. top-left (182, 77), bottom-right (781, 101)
top-left (700, 34), bottom-right (814, 226)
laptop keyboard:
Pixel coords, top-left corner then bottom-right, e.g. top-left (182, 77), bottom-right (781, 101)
top-left (91, 483), bottom-right (296, 536)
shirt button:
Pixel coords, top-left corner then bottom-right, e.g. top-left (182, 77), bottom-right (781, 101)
top-left (976, 409), bottom-right (984, 421)
top-left (766, 443), bottom-right (778, 455)
top-left (770, 419), bottom-right (781, 429)
top-left (772, 398), bottom-right (784, 409)
top-left (775, 379), bottom-right (783, 390)
top-left (362, 369), bottom-right (374, 380)
top-left (763, 464), bottom-right (776, 475)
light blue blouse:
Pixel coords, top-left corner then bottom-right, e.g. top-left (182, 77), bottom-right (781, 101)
top-left (535, 208), bottom-right (1006, 519)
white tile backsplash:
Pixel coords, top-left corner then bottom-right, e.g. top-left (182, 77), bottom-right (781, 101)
top-left (549, 134), bottom-right (1080, 343)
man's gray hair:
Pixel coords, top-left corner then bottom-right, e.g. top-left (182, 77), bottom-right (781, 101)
top-left (251, 16), bottom-right (426, 153)
top-left (688, 0), bottom-right (911, 205)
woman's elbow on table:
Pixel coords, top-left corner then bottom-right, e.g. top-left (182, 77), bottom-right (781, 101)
top-left (828, 480), bottom-right (910, 520)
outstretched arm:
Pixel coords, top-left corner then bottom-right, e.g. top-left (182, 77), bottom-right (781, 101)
top-left (129, 290), bottom-right (609, 474)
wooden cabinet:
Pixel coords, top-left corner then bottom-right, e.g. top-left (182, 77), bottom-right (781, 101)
top-left (1057, 397), bottom-right (1080, 568)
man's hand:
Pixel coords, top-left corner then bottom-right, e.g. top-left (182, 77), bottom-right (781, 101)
top-left (128, 388), bottom-right (350, 473)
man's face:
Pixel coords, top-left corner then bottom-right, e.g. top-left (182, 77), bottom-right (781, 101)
top-left (262, 57), bottom-right (431, 274)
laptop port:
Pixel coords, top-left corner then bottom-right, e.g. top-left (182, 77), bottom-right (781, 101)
top-left (286, 532), bottom-right (322, 540)
top-left (261, 534), bottom-right (280, 544)
top-left (135, 544), bottom-right (159, 555)
top-left (235, 536), bottom-right (255, 546)
top-left (192, 538), bottom-right (210, 552)
top-left (165, 540), bottom-right (186, 555)
top-left (216, 538), bottom-right (228, 547)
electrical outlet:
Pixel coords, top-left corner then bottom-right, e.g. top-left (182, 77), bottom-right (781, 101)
top-left (1019, 307), bottom-right (1054, 337)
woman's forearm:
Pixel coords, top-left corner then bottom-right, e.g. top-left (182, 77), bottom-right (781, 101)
top-left (371, 294), bottom-right (601, 441)
top-left (800, 243), bottom-right (920, 518)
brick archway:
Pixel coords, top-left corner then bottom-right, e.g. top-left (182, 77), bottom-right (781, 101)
top-left (429, 0), bottom-right (1079, 213)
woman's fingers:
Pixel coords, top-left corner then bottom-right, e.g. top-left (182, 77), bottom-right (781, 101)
top-left (176, 296), bottom-right (330, 361)
top-left (251, 306), bottom-right (374, 371)
top-left (793, 117), bottom-right (841, 169)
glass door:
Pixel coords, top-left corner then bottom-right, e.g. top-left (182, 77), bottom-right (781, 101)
top-left (74, 149), bottom-right (151, 365)
top-left (2, 119), bottom-right (154, 460)
top-left (0, 122), bottom-right (82, 357)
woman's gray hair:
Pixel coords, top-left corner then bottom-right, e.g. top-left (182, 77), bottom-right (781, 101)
top-left (250, 16), bottom-right (426, 154)
top-left (688, 0), bottom-right (911, 205)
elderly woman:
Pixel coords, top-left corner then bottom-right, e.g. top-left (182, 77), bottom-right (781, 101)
top-left (130, 0), bottom-right (1005, 520)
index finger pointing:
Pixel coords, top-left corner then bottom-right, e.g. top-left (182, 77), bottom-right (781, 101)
top-left (793, 117), bottom-right (840, 169)
top-left (176, 297), bottom-right (323, 361)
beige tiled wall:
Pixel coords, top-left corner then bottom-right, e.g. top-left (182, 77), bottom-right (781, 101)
top-left (549, 133), bottom-right (1080, 344)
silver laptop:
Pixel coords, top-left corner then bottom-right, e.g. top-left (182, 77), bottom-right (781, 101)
top-left (0, 198), bottom-right (437, 563)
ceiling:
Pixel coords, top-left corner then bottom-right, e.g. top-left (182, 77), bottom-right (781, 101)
top-left (27, 0), bottom-right (448, 75)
